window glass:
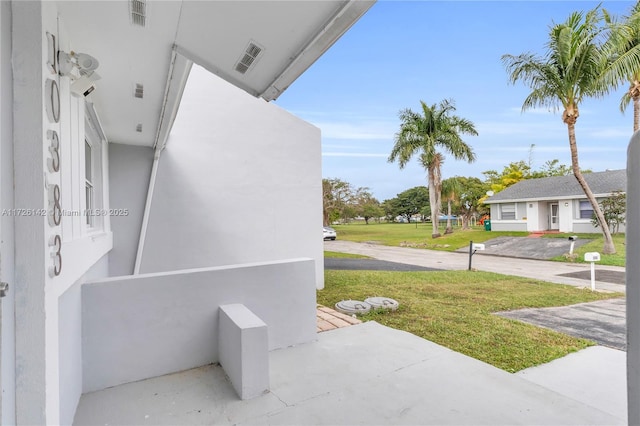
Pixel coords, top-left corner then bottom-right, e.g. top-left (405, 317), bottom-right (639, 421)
top-left (500, 203), bottom-right (516, 220)
top-left (579, 200), bottom-right (593, 219)
top-left (85, 139), bottom-right (93, 226)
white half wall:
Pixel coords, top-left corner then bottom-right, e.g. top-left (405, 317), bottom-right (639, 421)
top-left (58, 255), bottom-right (108, 426)
top-left (81, 258), bottom-right (317, 393)
top-left (138, 66), bottom-right (324, 288)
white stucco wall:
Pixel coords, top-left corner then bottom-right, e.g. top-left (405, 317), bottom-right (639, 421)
top-left (627, 134), bottom-right (640, 425)
top-left (11, 4), bottom-right (113, 423)
top-left (108, 143), bottom-right (154, 276)
top-left (138, 66), bottom-right (324, 288)
top-left (82, 258), bottom-right (317, 393)
top-left (58, 255), bottom-right (108, 426)
top-left (0, 2), bottom-right (16, 424)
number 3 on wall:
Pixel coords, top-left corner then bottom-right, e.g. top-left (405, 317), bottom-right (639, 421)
top-left (48, 234), bottom-right (62, 277)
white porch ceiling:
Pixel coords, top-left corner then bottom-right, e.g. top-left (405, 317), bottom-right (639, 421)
top-left (54, 0), bottom-right (374, 148)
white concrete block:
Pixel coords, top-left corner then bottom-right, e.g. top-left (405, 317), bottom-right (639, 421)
top-left (218, 304), bottom-right (269, 399)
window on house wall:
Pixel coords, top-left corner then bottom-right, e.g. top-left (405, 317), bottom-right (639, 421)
top-left (83, 104), bottom-right (104, 233)
top-left (85, 138), bottom-right (93, 226)
top-left (500, 203), bottom-right (516, 220)
top-left (579, 200), bottom-right (594, 219)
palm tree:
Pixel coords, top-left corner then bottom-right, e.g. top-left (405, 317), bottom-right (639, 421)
top-left (502, 7), bottom-right (619, 254)
top-left (441, 177), bottom-right (461, 234)
top-left (389, 99), bottom-right (477, 238)
top-left (602, 3), bottom-right (640, 131)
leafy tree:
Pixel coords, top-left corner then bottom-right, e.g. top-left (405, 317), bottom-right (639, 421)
top-left (420, 204), bottom-right (432, 222)
top-left (592, 190), bottom-right (626, 234)
top-left (354, 187), bottom-right (383, 224)
top-left (322, 178), bottom-right (353, 225)
top-left (530, 159), bottom-right (573, 178)
top-left (483, 161), bottom-right (530, 194)
top-left (485, 158), bottom-right (580, 187)
top-left (388, 99), bottom-right (477, 239)
top-left (383, 186), bottom-right (429, 224)
top-left (455, 177), bottom-right (489, 229)
top-left (502, 7), bottom-right (620, 254)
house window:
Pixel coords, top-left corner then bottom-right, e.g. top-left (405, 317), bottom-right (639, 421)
top-left (85, 139), bottom-right (94, 226)
top-left (83, 103), bottom-right (103, 233)
top-left (500, 203), bottom-right (516, 220)
top-left (579, 200), bottom-right (593, 219)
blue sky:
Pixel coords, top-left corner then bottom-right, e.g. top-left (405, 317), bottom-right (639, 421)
top-left (274, 1), bottom-right (636, 202)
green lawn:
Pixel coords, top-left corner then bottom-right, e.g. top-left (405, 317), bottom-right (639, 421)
top-left (324, 251), bottom-right (370, 259)
top-left (332, 222), bottom-right (626, 266)
top-left (542, 232), bottom-right (626, 267)
top-left (319, 269), bottom-right (623, 372)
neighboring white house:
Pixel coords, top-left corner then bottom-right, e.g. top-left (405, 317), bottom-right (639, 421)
top-left (484, 169), bottom-right (626, 233)
top-left (0, 1), bottom-right (374, 424)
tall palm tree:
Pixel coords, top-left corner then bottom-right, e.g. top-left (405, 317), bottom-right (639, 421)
top-left (441, 177), bottom-right (461, 234)
top-left (389, 99), bottom-right (477, 238)
top-left (502, 7), bottom-right (618, 254)
top-left (602, 3), bottom-right (640, 131)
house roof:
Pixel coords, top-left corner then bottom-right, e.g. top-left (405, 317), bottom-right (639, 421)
top-left (484, 169), bottom-right (627, 204)
top-left (54, 1), bottom-right (375, 149)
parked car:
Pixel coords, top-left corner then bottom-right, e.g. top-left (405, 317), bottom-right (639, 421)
top-left (323, 226), bottom-right (337, 240)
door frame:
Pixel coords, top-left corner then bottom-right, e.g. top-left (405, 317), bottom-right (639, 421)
top-left (549, 202), bottom-right (560, 230)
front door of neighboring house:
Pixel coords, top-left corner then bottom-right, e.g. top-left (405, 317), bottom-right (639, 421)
top-left (549, 203), bottom-right (560, 230)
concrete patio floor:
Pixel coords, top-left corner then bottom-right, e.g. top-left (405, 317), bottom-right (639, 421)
top-left (74, 321), bottom-right (625, 425)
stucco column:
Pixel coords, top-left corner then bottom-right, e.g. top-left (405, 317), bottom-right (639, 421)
top-left (12, 2), bottom-right (51, 424)
top-left (627, 133), bottom-right (640, 425)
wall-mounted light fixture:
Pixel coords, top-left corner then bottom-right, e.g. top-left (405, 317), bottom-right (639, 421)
top-left (58, 50), bottom-right (101, 80)
top-left (58, 50), bottom-right (101, 97)
top-left (564, 202), bottom-right (569, 207)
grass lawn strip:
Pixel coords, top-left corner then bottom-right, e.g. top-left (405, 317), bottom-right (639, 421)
top-left (332, 222), bottom-right (625, 266)
top-left (319, 269), bottom-right (623, 373)
top-left (324, 251), bottom-right (371, 259)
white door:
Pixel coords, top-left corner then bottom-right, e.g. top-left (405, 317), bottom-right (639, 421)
top-left (549, 203), bottom-right (559, 230)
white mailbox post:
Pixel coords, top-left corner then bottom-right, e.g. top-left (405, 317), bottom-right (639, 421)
top-left (468, 241), bottom-right (485, 270)
top-left (584, 252), bottom-right (601, 291)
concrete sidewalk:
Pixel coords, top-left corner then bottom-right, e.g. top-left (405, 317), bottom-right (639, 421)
top-left (325, 239), bottom-right (626, 293)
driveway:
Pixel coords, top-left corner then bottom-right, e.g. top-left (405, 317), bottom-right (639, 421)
top-left (496, 298), bottom-right (626, 350)
top-left (455, 236), bottom-right (593, 260)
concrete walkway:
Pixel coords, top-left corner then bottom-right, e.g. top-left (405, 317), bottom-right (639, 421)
top-left (74, 322), bottom-right (625, 425)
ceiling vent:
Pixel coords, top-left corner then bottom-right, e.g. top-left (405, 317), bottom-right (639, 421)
top-left (234, 41), bottom-right (264, 74)
top-left (129, 0), bottom-right (146, 27)
top-left (134, 83), bottom-right (144, 99)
